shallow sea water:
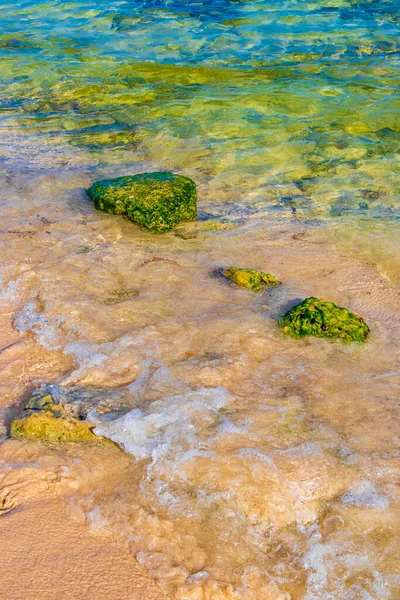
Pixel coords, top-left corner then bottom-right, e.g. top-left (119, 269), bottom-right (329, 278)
top-left (0, 1), bottom-right (400, 599)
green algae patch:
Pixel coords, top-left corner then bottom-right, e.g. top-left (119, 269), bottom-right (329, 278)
top-left (173, 219), bottom-right (238, 240)
top-left (10, 411), bottom-right (98, 443)
top-left (69, 130), bottom-right (137, 150)
top-left (223, 267), bottom-right (279, 291)
top-left (279, 297), bottom-right (369, 343)
top-left (104, 287), bottom-right (139, 305)
top-left (197, 221), bottom-right (237, 232)
top-left (86, 172), bottom-right (197, 233)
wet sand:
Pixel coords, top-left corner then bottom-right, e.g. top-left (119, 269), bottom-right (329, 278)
top-left (0, 459), bottom-right (165, 600)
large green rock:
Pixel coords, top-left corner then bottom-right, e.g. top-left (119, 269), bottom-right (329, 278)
top-left (223, 267), bottom-right (279, 290)
top-left (86, 172), bottom-right (197, 233)
top-left (279, 297), bottom-right (369, 343)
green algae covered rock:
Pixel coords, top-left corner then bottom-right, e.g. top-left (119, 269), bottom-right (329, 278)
top-left (10, 410), bottom-right (98, 443)
top-left (86, 172), bottom-right (197, 233)
top-left (10, 389), bottom-right (100, 444)
top-left (223, 267), bottom-right (279, 291)
top-left (279, 297), bottom-right (369, 343)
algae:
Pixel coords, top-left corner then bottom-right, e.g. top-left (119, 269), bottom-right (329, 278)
top-left (104, 288), bottom-right (139, 305)
top-left (196, 221), bottom-right (237, 232)
top-left (10, 411), bottom-right (98, 443)
top-left (1, 52), bottom-right (399, 220)
top-left (86, 172), bottom-right (197, 233)
top-left (279, 297), bottom-right (369, 342)
top-left (223, 267), bottom-right (279, 291)
top-left (69, 129), bottom-right (137, 149)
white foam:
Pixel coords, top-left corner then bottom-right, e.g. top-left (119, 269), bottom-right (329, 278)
top-left (63, 341), bottom-right (109, 378)
top-left (341, 479), bottom-right (390, 509)
top-left (90, 387), bottom-right (231, 461)
top-left (0, 276), bottom-right (21, 301)
top-left (14, 300), bottom-right (61, 349)
top-left (303, 524), bottom-right (391, 600)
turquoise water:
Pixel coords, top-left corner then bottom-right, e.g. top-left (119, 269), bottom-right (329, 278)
top-left (1, 0), bottom-right (399, 218)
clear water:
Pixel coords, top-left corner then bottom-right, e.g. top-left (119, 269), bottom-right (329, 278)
top-left (1, 0), bottom-right (399, 219)
top-left (1, 1), bottom-right (400, 599)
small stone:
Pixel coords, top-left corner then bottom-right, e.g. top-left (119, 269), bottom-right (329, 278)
top-left (279, 297), bottom-right (369, 342)
top-left (223, 267), bottom-right (279, 291)
top-left (10, 411), bottom-right (98, 443)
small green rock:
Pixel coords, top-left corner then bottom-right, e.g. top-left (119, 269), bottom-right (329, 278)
top-left (10, 389), bottom-right (103, 444)
top-left (279, 297), bottom-right (369, 343)
top-left (10, 411), bottom-right (98, 443)
top-left (223, 267), bottom-right (279, 290)
top-left (86, 172), bottom-right (197, 233)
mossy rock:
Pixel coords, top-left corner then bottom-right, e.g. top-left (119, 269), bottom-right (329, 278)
top-left (86, 172), bottom-right (197, 233)
top-left (223, 267), bottom-right (279, 291)
top-left (10, 388), bottom-right (110, 444)
top-left (10, 411), bottom-right (98, 443)
top-left (279, 297), bottom-right (369, 343)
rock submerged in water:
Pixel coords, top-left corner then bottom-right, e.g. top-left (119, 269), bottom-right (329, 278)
top-left (223, 267), bottom-right (279, 290)
top-left (9, 385), bottom-right (131, 444)
top-left (279, 297), bottom-right (369, 343)
top-left (86, 172), bottom-right (197, 233)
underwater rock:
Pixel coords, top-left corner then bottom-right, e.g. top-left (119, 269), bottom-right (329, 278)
top-left (279, 297), bottom-right (369, 342)
top-left (86, 172), bottom-right (197, 233)
top-left (26, 385), bottom-right (131, 418)
top-left (10, 385), bottom-right (132, 444)
top-left (223, 267), bottom-right (279, 290)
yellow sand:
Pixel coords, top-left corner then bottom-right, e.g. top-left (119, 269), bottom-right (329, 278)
top-left (0, 439), bottom-right (167, 600)
top-left (0, 490), bottom-right (165, 600)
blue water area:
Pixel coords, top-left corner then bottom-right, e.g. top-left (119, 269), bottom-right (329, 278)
top-left (0, 0), bottom-right (399, 219)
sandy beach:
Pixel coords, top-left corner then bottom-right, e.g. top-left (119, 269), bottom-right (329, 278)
top-left (0, 478), bottom-right (165, 600)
